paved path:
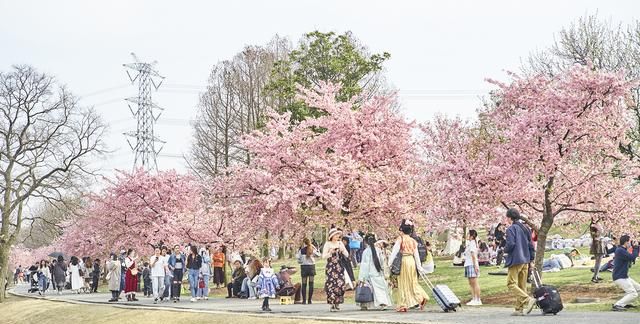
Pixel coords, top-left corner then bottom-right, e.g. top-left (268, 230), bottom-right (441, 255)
top-left (9, 284), bottom-right (636, 324)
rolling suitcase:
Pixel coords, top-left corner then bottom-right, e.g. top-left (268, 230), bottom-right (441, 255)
top-left (532, 269), bottom-right (563, 315)
top-left (420, 272), bottom-right (461, 312)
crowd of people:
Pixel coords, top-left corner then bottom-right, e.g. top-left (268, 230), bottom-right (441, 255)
top-left (13, 208), bottom-right (640, 314)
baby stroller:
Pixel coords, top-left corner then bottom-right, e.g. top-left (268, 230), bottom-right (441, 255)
top-left (28, 269), bottom-right (39, 293)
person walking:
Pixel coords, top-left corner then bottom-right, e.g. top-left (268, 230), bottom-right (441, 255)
top-left (106, 253), bottom-right (122, 302)
top-left (52, 256), bottom-right (67, 295)
top-left (296, 238), bottom-right (320, 304)
top-left (358, 233), bottom-right (393, 310)
top-left (186, 245), bottom-right (202, 302)
top-left (322, 227), bottom-right (349, 312)
top-left (464, 229), bottom-right (482, 306)
top-left (124, 249), bottom-right (139, 302)
top-left (198, 247), bottom-right (212, 300)
top-left (37, 260), bottom-right (50, 296)
top-left (91, 259), bottom-right (100, 293)
top-left (168, 245), bottom-right (186, 302)
top-left (389, 219), bottom-right (429, 312)
top-left (68, 256), bottom-right (83, 294)
top-left (504, 208), bottom-right (536, 316)
top-left (149, 247), bottom-right (166, 304)
top-left (611, 235), bottom-right (640, 311)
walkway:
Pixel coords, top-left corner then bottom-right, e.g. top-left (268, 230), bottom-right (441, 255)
top-left (10, 284), bottom-right (637, 324)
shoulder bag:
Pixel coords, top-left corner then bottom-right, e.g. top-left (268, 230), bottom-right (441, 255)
top-left (390, 236), bottom-right (403, 276)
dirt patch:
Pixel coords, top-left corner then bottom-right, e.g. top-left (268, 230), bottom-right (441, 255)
top-left (482, 283), bottom-right (619, 306)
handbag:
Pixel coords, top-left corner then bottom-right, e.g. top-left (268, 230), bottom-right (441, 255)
top-left (355, 281), bottom-right (374, 303)
top-left (198, 277), bottom-right (205, 289)
top-left (390, 237), bottom-right (404, 276)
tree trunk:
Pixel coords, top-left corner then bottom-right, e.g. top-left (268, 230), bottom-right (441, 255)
top-left (0, 244), bottom-right (9, 302)
top-left (534, 207), bottom-right (555, 275)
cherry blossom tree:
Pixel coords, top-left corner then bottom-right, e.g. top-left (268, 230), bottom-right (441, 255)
top-left (205, 83), bottom-right (422, 244)
top-left (58, 169), bottom-right (210, 257)
top-left (418, 115), bottom-right (498, 234)
top-left (481, 65), bottom-right (640, 270)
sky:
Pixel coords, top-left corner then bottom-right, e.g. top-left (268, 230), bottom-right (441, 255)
top-left (1, 0), bottom-right (639, 175)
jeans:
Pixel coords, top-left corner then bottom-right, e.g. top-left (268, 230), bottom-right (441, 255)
top-left (38, 276), bottom-right (48, 293)
top-left (151, 276), bottom-right (164, 299)
top-left (198, 274), bottom-right (210, 298)
top-left (542, 259), bottom-right (560, 272)
top-left (188, 269), bottom-right (199, 298)
top-left (241, 277), bottom-right (257, 298)
top-left (172, 269), bottom-right (184, 299)
top-left (163, 274), bottom-right (172, 298)
top-left (614, 277), bottom-right (640, 307)
top-left (507, 263), bottom-right (531, 311)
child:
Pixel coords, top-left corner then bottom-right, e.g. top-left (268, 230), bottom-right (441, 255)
top-left (212, 247), bottom-right (225, 289)
top-left (464, 229), bottom-right (481, 306)
top-left (256, 257), bottom-right (279, 312)
top-left (142, 262), bottom-right (151, 297)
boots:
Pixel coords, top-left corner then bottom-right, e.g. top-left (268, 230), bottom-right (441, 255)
top-left (301, 283), bottom-right (307, 304)
top-left (308, 281), bottom-right (314, 304)
top-left (131, 293), bottom-right (139, 301)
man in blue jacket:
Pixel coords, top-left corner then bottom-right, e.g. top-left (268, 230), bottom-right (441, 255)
top-left (611, 235), bottom-right (640, 311)
top-left (504, 208), bottom-right (537, 316)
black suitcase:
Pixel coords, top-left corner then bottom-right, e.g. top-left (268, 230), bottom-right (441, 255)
top-left (420, 272), bottom-right (461, 312)
top-left (532, 269), bottom-right (563, 315)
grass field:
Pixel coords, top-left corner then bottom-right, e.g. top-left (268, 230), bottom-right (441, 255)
top-left (0, 295), bottom-right (331, 324)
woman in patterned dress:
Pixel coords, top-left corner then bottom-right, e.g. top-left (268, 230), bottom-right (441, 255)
top-left (322, 227), bottom-right (349, 312)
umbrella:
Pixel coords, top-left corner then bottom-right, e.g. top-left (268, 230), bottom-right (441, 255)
top-left (48, 252), bottom-right (66, 259)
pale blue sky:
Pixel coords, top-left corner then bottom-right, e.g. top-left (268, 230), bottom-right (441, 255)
top-left (1, 0), bottom-right (638, 174)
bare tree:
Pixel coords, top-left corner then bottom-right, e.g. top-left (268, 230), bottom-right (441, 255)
top-left (188, 37), bottom-right (290, 177)
top-left (524, 14), bottom-right (640, 163)
top-left (0, 65), bottom-right (106, 301)
top-left (20, 196), bottom-right (84, 249)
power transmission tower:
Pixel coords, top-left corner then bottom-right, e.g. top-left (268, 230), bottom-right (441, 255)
top-left (123, 52), bottom-right (165, 172)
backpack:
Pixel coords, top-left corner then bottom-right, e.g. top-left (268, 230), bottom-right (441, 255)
top-left (413, 235), bottom-right (427, 262)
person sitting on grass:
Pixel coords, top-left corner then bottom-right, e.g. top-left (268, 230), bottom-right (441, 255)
top-left (226, 258), bottom-right (246, 298)
top-left (611, 235), bottom-right (640, 312)
top-left (478, 242), bottom-right (491, 266)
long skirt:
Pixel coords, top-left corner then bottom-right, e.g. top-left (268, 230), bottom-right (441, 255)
top-left (125, 270), bottom-right (138, 294)
top-left (395, 254), bottom-right (429, 308)
top-left (325, 256), bottom-right (345, 305)
top-left (362, 274), bottom-right (393, 308)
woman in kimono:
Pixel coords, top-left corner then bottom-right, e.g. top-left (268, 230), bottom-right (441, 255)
top-left (124, 248), bottom-right (139, 301)
top-left (106, 253), bottom-right (122, 302)
top-left (358, 233), bottom-right (393, 310)
top-left (389, 219), bottom-right (429, 312)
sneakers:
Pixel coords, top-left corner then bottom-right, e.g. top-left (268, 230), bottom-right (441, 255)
top-left (525, 297), bottom-right (537, 314)
top-left (190, 298), bottom-right (196, 302)
top-left (511, 310), bottom-right (524, 316)
top-left (466, 299), bottom-right (483, 306)
top-left (612, 305), bottom-right (627, 312)
top-left (153, 298), bottom-right (158, 304)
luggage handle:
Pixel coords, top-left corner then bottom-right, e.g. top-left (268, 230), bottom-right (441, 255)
top-left (532, 267), bottom-right (543, 289)
top-left (419, 271), bottom-right (435, 290)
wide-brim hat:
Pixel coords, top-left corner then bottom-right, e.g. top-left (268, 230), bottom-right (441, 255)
top-left (327, 228), bottom-right (342, 240)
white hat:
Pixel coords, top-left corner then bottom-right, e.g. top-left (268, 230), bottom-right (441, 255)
top-left (327, 228), bottom-right (343, 241)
